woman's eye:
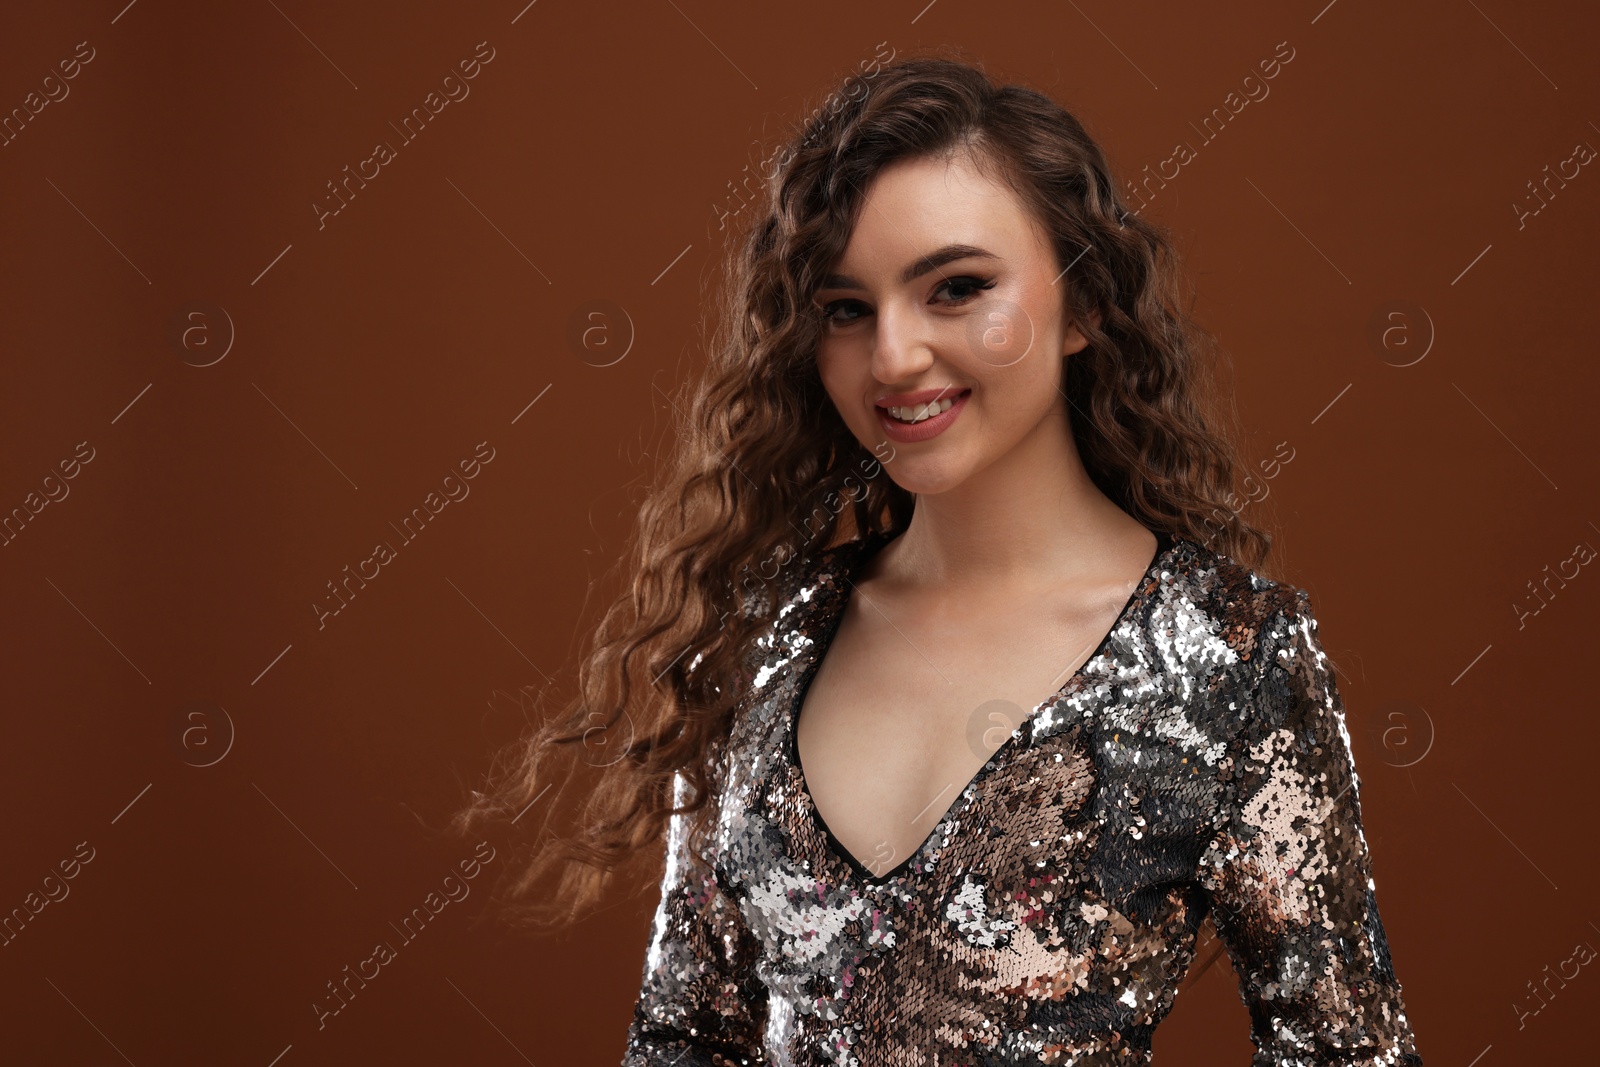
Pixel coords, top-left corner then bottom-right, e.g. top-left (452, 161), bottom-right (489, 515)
top-left (936, 276), bottom-right (996, 303)
top-left (819, 300), bottom-right (868, 327)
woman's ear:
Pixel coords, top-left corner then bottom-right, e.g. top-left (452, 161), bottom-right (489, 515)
top-left (1062, 306), bottom-right (1101, 357)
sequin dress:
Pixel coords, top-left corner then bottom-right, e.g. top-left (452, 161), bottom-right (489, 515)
top-left (622, 529), bottom-right (1423, 1066)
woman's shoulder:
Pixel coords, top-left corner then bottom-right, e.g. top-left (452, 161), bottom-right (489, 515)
top-left (1163, 532), bottom-right (1314, 662)
top-left (731, 533), bottom-right (864, 624)
top-left (723, 533), bottom-right (872, 684)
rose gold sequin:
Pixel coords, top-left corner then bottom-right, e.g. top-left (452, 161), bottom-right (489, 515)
top-left (623, 532), bottom-right (1423, 1065)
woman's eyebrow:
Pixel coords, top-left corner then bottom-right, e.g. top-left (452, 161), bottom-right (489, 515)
top-left (821, 243), bottom-right (1000, 289)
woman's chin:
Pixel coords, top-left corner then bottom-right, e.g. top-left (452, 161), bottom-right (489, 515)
top-left (881, 460), bottom-right (970, 498)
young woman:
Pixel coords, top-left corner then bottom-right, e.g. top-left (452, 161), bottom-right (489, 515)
top-left (456, 53), bottom-right (1422, 1065)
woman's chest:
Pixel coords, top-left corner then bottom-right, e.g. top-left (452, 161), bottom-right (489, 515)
top-left (793, 660), bottom-right (1036, 882)
top-left (789, 599), bottom-right (1142, 882)
top-left (715, 705), bottom-right (1219, 1045)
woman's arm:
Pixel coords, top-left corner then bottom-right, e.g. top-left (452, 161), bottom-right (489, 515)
top-left (621, 772), bottom-right (769, 1066)
top-left (1197, 589), bottom-right (1423, 1065)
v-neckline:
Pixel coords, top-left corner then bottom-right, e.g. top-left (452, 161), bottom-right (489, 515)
top-left (784, 527), bottom-right (1177, 886)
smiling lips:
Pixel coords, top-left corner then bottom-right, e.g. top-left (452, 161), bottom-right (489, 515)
top-left (876, 387), bottom-right (971, 423)
top-left (874, 388), bottom-right (972, 442)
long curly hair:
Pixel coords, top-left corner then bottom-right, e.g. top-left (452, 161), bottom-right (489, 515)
top-left (450, 49), bottom-right (1284, 941)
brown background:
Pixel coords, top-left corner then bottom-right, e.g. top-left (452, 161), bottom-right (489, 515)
top-left (2, 0), bottom-right (1596, 1062)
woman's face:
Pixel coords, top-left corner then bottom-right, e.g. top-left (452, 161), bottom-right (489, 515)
top-left (812, 149), bottom-right (1095, 495)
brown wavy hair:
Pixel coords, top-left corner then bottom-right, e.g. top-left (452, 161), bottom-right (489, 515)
top-left (450, 49), bottom-right (1284, 945)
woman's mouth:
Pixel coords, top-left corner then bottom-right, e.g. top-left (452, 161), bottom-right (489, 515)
top-left (875, 389), bottom-right (971, 442)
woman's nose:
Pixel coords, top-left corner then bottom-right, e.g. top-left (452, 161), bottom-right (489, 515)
top-left (870, 301), bottom-right (936, 381)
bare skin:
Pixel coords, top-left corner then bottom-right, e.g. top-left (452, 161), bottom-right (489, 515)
top-left (797, 147), bottom-right (1159, 877)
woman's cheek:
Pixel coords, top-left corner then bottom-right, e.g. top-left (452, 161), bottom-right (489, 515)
top-left (817, 353), bottom-right (862, 432)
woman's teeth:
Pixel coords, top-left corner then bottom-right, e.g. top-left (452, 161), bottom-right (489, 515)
top-left (886, 396), bottom-right (959, 424)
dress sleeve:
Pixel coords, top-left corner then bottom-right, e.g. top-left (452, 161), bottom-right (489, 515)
top-left (621, 771), bottom-right (769, 1066)
top-left (1196, 589), bottom-right (1423, 1065)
